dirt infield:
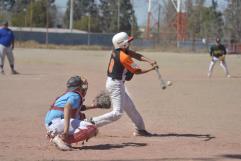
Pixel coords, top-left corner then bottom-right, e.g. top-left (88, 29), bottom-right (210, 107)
top-left (0, 48), bottom-right (241, 161)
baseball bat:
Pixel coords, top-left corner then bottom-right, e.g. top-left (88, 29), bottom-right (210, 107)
top-left (155, 68), bottom-right (166, 90)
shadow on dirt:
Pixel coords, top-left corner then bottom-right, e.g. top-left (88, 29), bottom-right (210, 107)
top-left (220, 154), bottom-right (241, 160)
top-left (229, 75), bottom-right (241, 78)
top-left (150, 133), bottom-right (215, 141)
top-left (73, 142), bottom-right (147, 150)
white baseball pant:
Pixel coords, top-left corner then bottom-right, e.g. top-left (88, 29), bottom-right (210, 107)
top-left (92, 77), bottom-right (146, 130)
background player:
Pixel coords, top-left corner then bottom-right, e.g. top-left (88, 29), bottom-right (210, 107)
top-left (0, 20), bottom-right (18, 74)
top-left (208, 37), bottom-right (231, 78)
top-left (90, 32), bottom-right (158, 136)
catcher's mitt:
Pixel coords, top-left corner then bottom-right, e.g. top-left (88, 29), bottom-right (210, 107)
top-left (93, 90), bottom-right (111, 109)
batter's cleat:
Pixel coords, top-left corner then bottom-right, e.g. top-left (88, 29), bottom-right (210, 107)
top-left (51, 135), bottom-right (71, 151)
top-left (226, 74), bottom-right (231, 78)
top-left (11, 70), bottom-right (19, 75)
top-left (208, 73), bottom-right (212, 78)
top-left (133, 130), bottom-right (152, 137)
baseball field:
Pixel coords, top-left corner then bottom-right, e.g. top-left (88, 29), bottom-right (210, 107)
top-left (0, 48), bottom-right (241, 161)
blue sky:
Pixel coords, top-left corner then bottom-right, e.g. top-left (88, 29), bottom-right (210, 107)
top-left (55, 0), bottom-right (228, 26)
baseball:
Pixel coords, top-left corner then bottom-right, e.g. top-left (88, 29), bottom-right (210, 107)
top-left (166, 81), bottom-right (172, 86)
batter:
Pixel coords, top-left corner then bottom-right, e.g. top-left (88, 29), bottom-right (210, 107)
top-left (91, 32), bottom-right (158, 136)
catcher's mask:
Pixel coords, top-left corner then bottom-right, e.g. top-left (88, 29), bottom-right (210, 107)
top-left (112, 32), bottom-right (134, 49)
top-left (66, 75), bottom-right (88, 93)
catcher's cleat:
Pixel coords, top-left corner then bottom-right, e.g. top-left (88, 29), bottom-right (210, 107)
top-left (51, 135), bottom-right (71, 151)
top-left (46, 130), bottom-right (57, 141)
top-left (133, 130), bottom-right (152, 137)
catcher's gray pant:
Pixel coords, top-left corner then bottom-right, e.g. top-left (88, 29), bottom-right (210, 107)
top-left (92, 77), bottom-right (146, 130)
top-left (208, 56), bottom-right (230, 76)
top-left (0, 44), bottom-right (15, 68)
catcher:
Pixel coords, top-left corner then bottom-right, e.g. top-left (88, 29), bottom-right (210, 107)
top-left (44, 75), bottom-right (106, 151)
top-left (208, 37), bottom-right (231, 78)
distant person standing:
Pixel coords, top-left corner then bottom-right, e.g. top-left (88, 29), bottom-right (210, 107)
top-left (208, 37), bottom-right (230, 78)
top-left (0, 20), bottom-right (19, 74)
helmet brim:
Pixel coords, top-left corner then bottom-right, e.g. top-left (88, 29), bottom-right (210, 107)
top-left (68, 86), bottom-right (80, 91)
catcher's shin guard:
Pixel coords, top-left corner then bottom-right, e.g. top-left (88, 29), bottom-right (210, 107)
top-left (67, 125), bottom-right (98, 144)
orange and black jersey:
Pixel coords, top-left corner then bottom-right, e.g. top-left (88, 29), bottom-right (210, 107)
top-left (107, 49), bottom-right (140, 81)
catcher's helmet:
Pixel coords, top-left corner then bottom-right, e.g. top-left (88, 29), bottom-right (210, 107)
top-left (66, 75), bottom-right (88, 92)
top-left (112, 32), bottom-right (134, 49)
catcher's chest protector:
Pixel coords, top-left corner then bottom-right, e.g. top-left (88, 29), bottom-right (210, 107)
top-left (49, 91), bottom-right (83, 117)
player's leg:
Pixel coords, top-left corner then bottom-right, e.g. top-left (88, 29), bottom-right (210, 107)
top-left (67, 119), bottom-right (97, 144)
top-left (46, 118), bottom-right (97, 150)
top-left (208, 57), bottom-right (218, 77)
top-left (91, 78), bottom-right (124, 127)
top-left (0, 45), bottom-right (6, 74)
top-left (220, 60), bottom-right (230, 77)
top-left (6, 47), bottom-right (18, 74)
top-left (123, 87), bottom-right (151, 136)
top-left (45, 118), bottom-right (71, 151)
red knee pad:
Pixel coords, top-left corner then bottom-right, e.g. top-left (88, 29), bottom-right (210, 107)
top-left (67, 125), bottom-right (97, 144)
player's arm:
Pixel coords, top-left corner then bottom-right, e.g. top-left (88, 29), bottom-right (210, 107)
top-left (209, 46), bottom-right (213, 57)
top-left (135, 65), bottom-right (157, 74)
top-left (62, 103), bottom-right (72, 141)
top-left (121, 53), bottom-right (158, 75)
top-left (12, 39), bottom-right (14, 50)
top-left (222, 45), bottom-right (227, 55)
top-left (11, 31), bottom-right (15, 49)
top-left (81, 105), bottom-right (96, 110)
top-left (128, 50), bottom-right (156, 65)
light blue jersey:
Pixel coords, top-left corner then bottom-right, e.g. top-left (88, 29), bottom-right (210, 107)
top-left (45, 92), bottom-right (82, 125)
top-left (0, 28), bottom-right (14, 47)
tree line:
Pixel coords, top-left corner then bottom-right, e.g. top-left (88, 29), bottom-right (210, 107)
top-left (0, 0), bottom-right (139, 36)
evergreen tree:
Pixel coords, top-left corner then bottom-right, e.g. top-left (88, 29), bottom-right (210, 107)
top-left (10, 0), bottom-right (57, 27)
top-left (98, 0), bottom-right (138, 36)
top-left (187, 0), bottom-right (223, 40)
top-left (0, 0), bottom-right (15, 11)
top-left (64, 0), bottom-right (100, 32)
